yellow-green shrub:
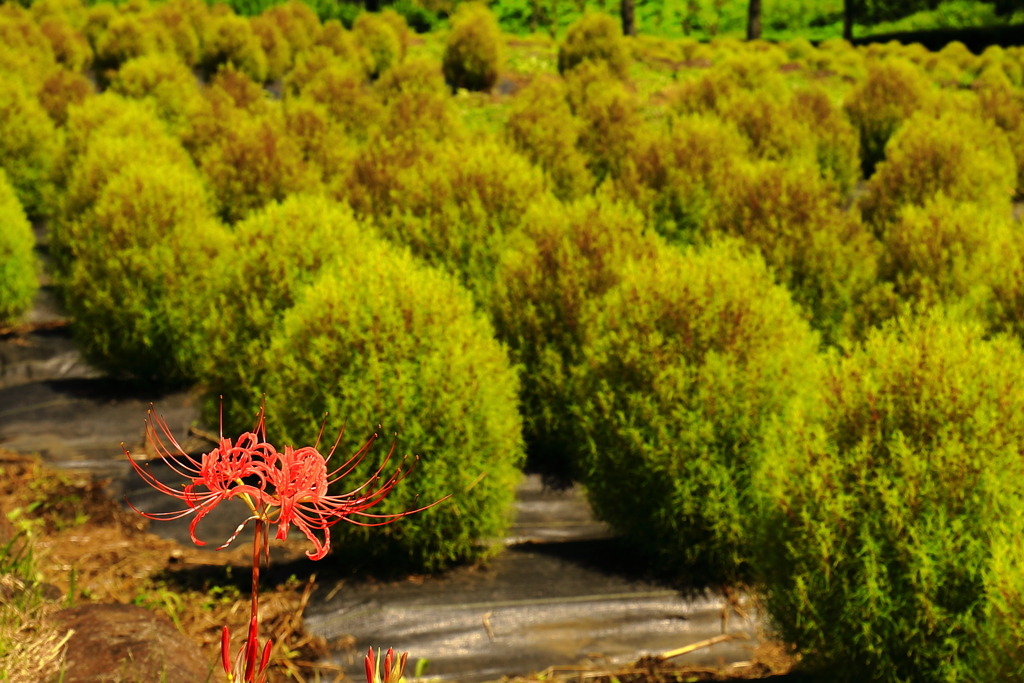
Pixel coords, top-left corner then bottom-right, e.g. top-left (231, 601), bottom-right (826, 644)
top-left (37, 68), bottom-right (94, 127)
top-left (718, 87), bottom-right (816, 163)
top-left (0, 169), bottom-right (38, 327)
top-left (350, 135), bottom-right (547, 299)
top-left (488, 192), bottom-right (661, 481)
top-left (151, 0), bottom-right (208, 67)
top-left (196, 194), bottom-right (377, 431)
top-left (972, 66), bottom-right (1024, 194)
top-left (38, 16), bottom-right (93, 72)
top-left (0, 4), bottom-right (57, 89)
top-left (374, 56), bottom-right (457, 142)
top-left (442, 2), bottom-right (503, 92)
top-left (573, 239), bottom-right (820, 576)
top-left (791, 86), bottom-right (861, 196)
top-left (197, 107), bottom-right (313, 223)
top-left (94, 13), bottom-right (173, 75)
top-left (250, 14), bottom-right (292, 82)
top-left (63, 158), bottom-right (229, 381)
top-left (756, 311), bottom-right (1024, 683)
top-left (283, 96), bottom-right (357, 185)
top-left (876, 197), bottom-right (1013, 321)
top-left (315, 19), bottom-right (367, 70)
top-left (260, 0), bottom-right (319, 56)
top-left (506, 74), bottom-right (592, 201)
top-left (258, 242), bottom-right (524, 571)
top-left (861, 110), bottom-right (1016, 228)
top-left (352, 12), bottom-right (400, 79)
top-left (557, 11), bottom-right (629, 79)
top-left (711, 160), bottom-right (879, 345)
top-left (201, 11), bottom-right (268, 83)
top-left (379, 9), bottom-right (409, 61)
top-left (298, 60), bottom-right (381, 137)
top-left (0, 75), bottom-right (62, 220)
top-left (565, 61), bottom-right (642, 184)
top-left (110, 52), bottom-right (206, 138)
top-left (617, 112), bottom-right (749, 243)
top-left (844, 58), bottom-right (934, 177)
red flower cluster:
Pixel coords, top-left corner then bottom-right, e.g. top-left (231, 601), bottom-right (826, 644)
top-left (123, 405), bottom-right (447, 560)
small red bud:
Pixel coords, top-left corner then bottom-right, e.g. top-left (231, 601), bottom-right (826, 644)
top-left (221, 626), bottom-right (231, 675)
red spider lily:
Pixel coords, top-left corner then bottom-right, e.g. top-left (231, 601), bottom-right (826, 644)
top-left (365, 647), bottom-right (408, 683)
top-left (221, 617), bottom-right (272, 683)
top-left (121, 407), bottom-right (274, 548)
top-left (260, 425), bottom-right (450, 561)
top-left (124, 403), bottom-right (451, 558)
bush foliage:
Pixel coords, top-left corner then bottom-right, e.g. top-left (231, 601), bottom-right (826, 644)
top-left (442, 2), bottom-right (503, 92)
top-left (573, 239), bottom-right (820, 577)
top-left (757, 312), bottom-right (1024, 682)
top-left (257, 239), bottom-right (525, 570)
top-left (557, 11), bottom-right (629, 79)
top-left (0, 169), bottom-right (38, 326)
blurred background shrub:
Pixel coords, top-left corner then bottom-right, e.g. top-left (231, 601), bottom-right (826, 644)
top-left (557, 11), bottom-right (629, 79)
top-left (442, 2), bottom-right (503, 91)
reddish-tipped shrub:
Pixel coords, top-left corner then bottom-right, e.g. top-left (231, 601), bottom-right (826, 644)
top-left (843, 58), bottom-right (934, 177)
top-left (0, 75), bottom-right (62, 219)
top-left (506, 74), bottom-right (592, 201)
top-left (0, 168), bottom-right (38, 327)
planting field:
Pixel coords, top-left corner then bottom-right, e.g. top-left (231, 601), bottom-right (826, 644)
top-left (3, 0), bottom-right (1024, 680)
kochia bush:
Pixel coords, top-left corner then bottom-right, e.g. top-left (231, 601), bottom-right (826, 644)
top-left (756, 312), bottom-right (1024, 683)
top-left (557, 11), bottom-right (629, 79)
top-left (63, 157), bottom-right (229, 382)
top-left (0, 169), bottom-right (38, 327)
top-left (257, 241), bottom-right (525, 571)
top-left (197, 194), bottom-right (377, 433)
top-left (0, 75), bottom-right (62, 219)
top-left (843, 58), bottom-right (933, 178)
top-left (573, 239), bottom-right (820, 577)
top-left (861, 110), bottom-right (1016, 228)
top-left (442, 2), bottom-right (503, 92)
top-left (488, 192), bottom-right (661, 482)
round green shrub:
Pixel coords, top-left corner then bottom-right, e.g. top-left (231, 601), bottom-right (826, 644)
top-left (843, 58), bottom-right (934, 178)
top-left (352, 12), bottom-right (400, 79)
top-left (877, 196), bottom-right (1013, 319)
top-left (755, 311), bottom-right (1024, 683)
top-left (110, 53), bottom-right (206, 137)
top-left (506, 74), bottom-right (592, 201)
top-left (488, 191), bottom-right (662, 481)
top-left (0, 4), bottom-right (58, 88)
top-left (709, 159), bottom-right (879, 346)
top-left (616, 112), bottom-right (749, 243)
top-left (557, 11), bottom-right (629, 79)
top-left (39, 16), bottom-right (94, 72)
top-left (791, 86), bottom-right (861, 197)
top-left (564, 61), bottom-right (642, 185)
top-left (94, 13), bottom-right (173, 75)
top-left (0, 74), bottom-right (62, 219)
top-left (197, 107), bottom-right (314, 223)
top-left (349, 135), bottom-right (547, 301)
top-left (249, 14), bottom-right (292, 82)
top-left (257, 240), bottom-right (524, 571)
top-left (197, 194), bottom-right (378, 433)
top-left (201, 12), bottom-right (269, 83)
top-left (572, 238), bottom-right (821, 577)
top-left (442, 2), bottom-right (503, 92)
top-left (63, 157), bottom-right (230, 382)
top-left (861, 110), bottom-right (1016, 229)
top-left (0, 168), bottom-right (38, 327)
top-left (38, 68), bottom-right (95, 127)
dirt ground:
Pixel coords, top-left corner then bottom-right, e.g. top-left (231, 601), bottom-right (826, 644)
top-left (0, 449), bottom-right (800, 683)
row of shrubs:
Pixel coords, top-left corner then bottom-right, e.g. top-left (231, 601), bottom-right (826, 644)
top-left (3, 0), bottom-right (1024, 678)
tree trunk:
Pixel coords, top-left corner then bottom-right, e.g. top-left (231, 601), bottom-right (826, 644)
top-left (621, 0), bottom-right (636, 37)
top-left (843, 0), bottom-right (854, 41)
top-left (747, 0), bottom-right (762, 40)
